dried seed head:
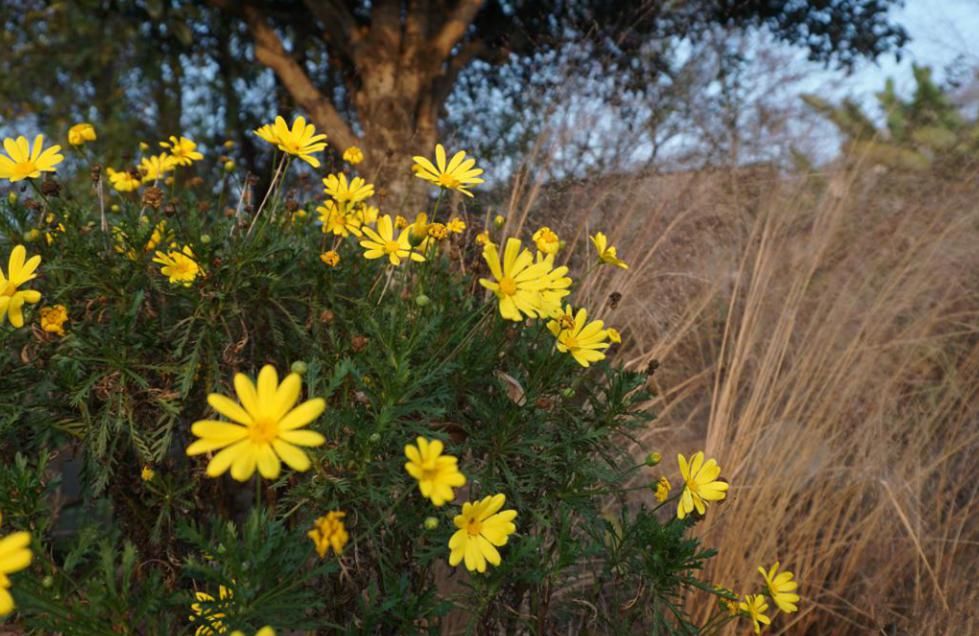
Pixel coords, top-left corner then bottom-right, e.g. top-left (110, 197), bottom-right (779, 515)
top-left (351, 335), bottom-right (369, 352)
top-left (40, 179), bottom-right (61, 196)
top-left (142, 186), bottom-right (164, 209)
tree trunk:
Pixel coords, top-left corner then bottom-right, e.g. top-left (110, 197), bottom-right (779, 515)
top-left (356, 49), bottom-right (440, 212)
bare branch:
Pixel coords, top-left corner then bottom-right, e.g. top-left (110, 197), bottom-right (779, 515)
top-left (432, 0), bottom-right (484, 59)
top-left (301, 0), bottom-right (363, 62)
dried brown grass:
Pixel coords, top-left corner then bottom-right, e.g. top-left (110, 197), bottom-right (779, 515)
top-left (508, 157), bottom-right (979, 634)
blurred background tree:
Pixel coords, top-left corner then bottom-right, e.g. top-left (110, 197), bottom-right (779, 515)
top-left (1, 0), bottom-right (908, 200)
top-left (802, 64), bottom-right (979, 175)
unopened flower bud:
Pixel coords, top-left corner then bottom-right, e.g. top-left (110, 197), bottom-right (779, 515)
top-left (200, 234), bottom-right (211, 244)
top-left (25, 229), bottom-right (41, 242)
top-left (424, 516), bottom-right (439, 530)
top-left (42, 575), bottom-right (54, 588)
top-left (493, 214), bottom-right (505, 228)
top-left (290, 361), bottom-right (308, 375)
top-left (224, 160), bottom-right (235, 172)
top-left (368, 432), bottom-right (381, 444)
top-left (561, 387), bottom-right (575, 398)
top-left (414, 294), bottom-right (430, 307)
top-left (7, 192), bottom-right (17, 205)
top-left (645, 452), bottom-right (662, 467)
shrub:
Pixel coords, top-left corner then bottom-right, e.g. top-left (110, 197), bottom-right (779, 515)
top-left (0, 125), bottom-right (797, 634)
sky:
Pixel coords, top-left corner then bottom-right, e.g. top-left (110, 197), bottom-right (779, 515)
top-left (817, 0), bottom-right (979, 111)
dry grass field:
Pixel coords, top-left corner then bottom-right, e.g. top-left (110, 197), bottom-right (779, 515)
top-left (504, 156), bottom-right (979, 634)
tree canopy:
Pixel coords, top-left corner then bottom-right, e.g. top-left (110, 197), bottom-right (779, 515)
top-left (0, 0), bottom-right (908, 197)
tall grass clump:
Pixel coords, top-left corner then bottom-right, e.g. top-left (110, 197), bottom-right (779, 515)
top-left (0, 124), bottom-right (806, 634)
top-left (525, 157), bottom-right (979, 634)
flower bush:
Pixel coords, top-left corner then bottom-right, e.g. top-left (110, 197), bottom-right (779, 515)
top-left (0, 120), bottom-right (801, 633)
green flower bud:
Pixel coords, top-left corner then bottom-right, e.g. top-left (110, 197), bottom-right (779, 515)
top-left (110, 203), bottom-right (121, 212)
top-left (290, 361), bottom-right (308, 375)
top-left (224, 160), bottom-right (235, 172)
top-left (368, 432), bottom-right (381, 444)
top-left (561, 387), bottom-right (575, 398)
top-left (7, 192), bottom-right (17, 205)
top-left (424, 516), bottom-right (439, 530)
top-left (24, 229), bottom-right (41, 242)
top-left (645, 452), bottom-right (662, 467)
top-left (42, 575), bottom-right (54, 588)
top-left (200, 234), bottom-right (211, 244)
top-left (414, 294), bottom-right (430, 307)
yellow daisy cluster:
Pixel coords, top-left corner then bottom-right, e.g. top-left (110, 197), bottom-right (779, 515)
top-left (96, 131), bottom-right (203, 192)
top-left (724, 562), bottom-right (801, 633)
top-left (404, 437), bottom-right (517, 573)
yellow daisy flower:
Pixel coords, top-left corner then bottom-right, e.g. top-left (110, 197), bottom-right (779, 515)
top-left (320, 250), bottom-right (340, 267)
top-left (534, 252), bottom-right (572, 317)
top-left (394, 215), bottom-right (409, 229)
top-left (323, 173), bottom-right (374, 206)
top-left (759, 562), bottom-right (800, 613)
top-left (253, 123), bottom-right (277, 145)
top-left (0, 245), bottom-right (42, 328)
top-left (152, 246), bottom-right (201, 287)
top-left (317, 200), bottom-right (363, 237)
top-left (141, 465), bottom-right (156, 482)
top-left (342, 146), bottom-right (364, 164)
top-left (532, 226), bottom-right (560, 256)
top-left (189, 585), bottom-right (231, 636)
top-left (139, 153), bottom-right (177, 183)
top-left (404, 437), bottom-right (466, 506)
top-left (676, 451), bottom-right (729, 520)
top-left (39, 304), bottom-right (68, 336)
top-left (448, 494), bottom-right (518, 573)
top-left (186, 365), bottom-right (326, 481)
top-left (446, 218), bottom-right (466, 234)
top-left (307, 511), bottom-right (349, 558)
top-left (475, 230), bottom-right (493, 246)
top-left (0, 135), bottom-right (64, 182)
top-left (106, 167), bottom-right (141, 192)
top-left (359, 215), bottom-right (425, 266)
top-left (654, 476), bottom-right (671, 502)
top-left (356, 204), bottom-right (379, 226)
top-left (68, 122), bottom-right (97, 146)
top-left (590, 232), bottom-right (629, 269)
top-left (607, 327), bottom-right (622, 343)
top-left (231, 627), bottom-right (276, 636)
top-left (159, 135), bottom-right (204, 166)
top-left (0, 515), bottom-right (32, 618)
top-left (738, 594), bottom-right (771, 634)
top-left (547, 305), bottom-right (611, 367)
top-left (478, 238), bottom-right (554, 321)
top-left (260, 116), bottom-right (328, 168)
top-left (412, 144), bottom-right (484, 197)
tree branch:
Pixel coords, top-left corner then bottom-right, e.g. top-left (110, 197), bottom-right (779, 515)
top-left (301, 0), bottom-right (363, 63)
top-left (238, 2), bottom-right (359, 150)
top-left (432, 0), bottom-right (484, 59)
